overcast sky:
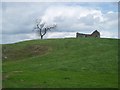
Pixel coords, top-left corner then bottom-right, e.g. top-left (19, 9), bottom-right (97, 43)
top-left (1, 2), bottom-right (118, 44)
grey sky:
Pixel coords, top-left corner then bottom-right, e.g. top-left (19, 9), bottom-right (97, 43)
top-left (1, 2), bottom-right (118, 44)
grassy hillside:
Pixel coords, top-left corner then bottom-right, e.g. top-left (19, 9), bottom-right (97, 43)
top-left (2, 38), bottom-right (118, 88)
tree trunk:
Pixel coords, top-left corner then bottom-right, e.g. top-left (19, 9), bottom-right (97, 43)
top-left (41, 35), bottom-right (43, 39)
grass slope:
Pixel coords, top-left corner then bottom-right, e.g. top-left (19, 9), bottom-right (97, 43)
top-left (2, 38), bottom-right (118, 88)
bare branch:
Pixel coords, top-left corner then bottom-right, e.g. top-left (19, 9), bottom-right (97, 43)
top-left (34, 19), bottom-right (57, 39)
top-left (39, 22), bottom-right (45, 29)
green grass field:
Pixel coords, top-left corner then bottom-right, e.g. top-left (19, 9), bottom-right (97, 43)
top-left (2, 38), bottom-right (118, 88)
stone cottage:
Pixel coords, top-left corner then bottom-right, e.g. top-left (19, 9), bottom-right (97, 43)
top-left (76, 30), bottom-right (100, 38)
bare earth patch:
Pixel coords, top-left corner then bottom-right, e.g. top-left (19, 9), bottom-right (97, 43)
top-left (2, 45), bottom-right (50, 60)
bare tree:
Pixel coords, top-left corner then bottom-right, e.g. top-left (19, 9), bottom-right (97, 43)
top-left (34, 19), bottom-right (57, 39)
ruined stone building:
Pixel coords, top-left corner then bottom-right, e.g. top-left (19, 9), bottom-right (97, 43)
top-left (76, 30), bottom-right (100, 38)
